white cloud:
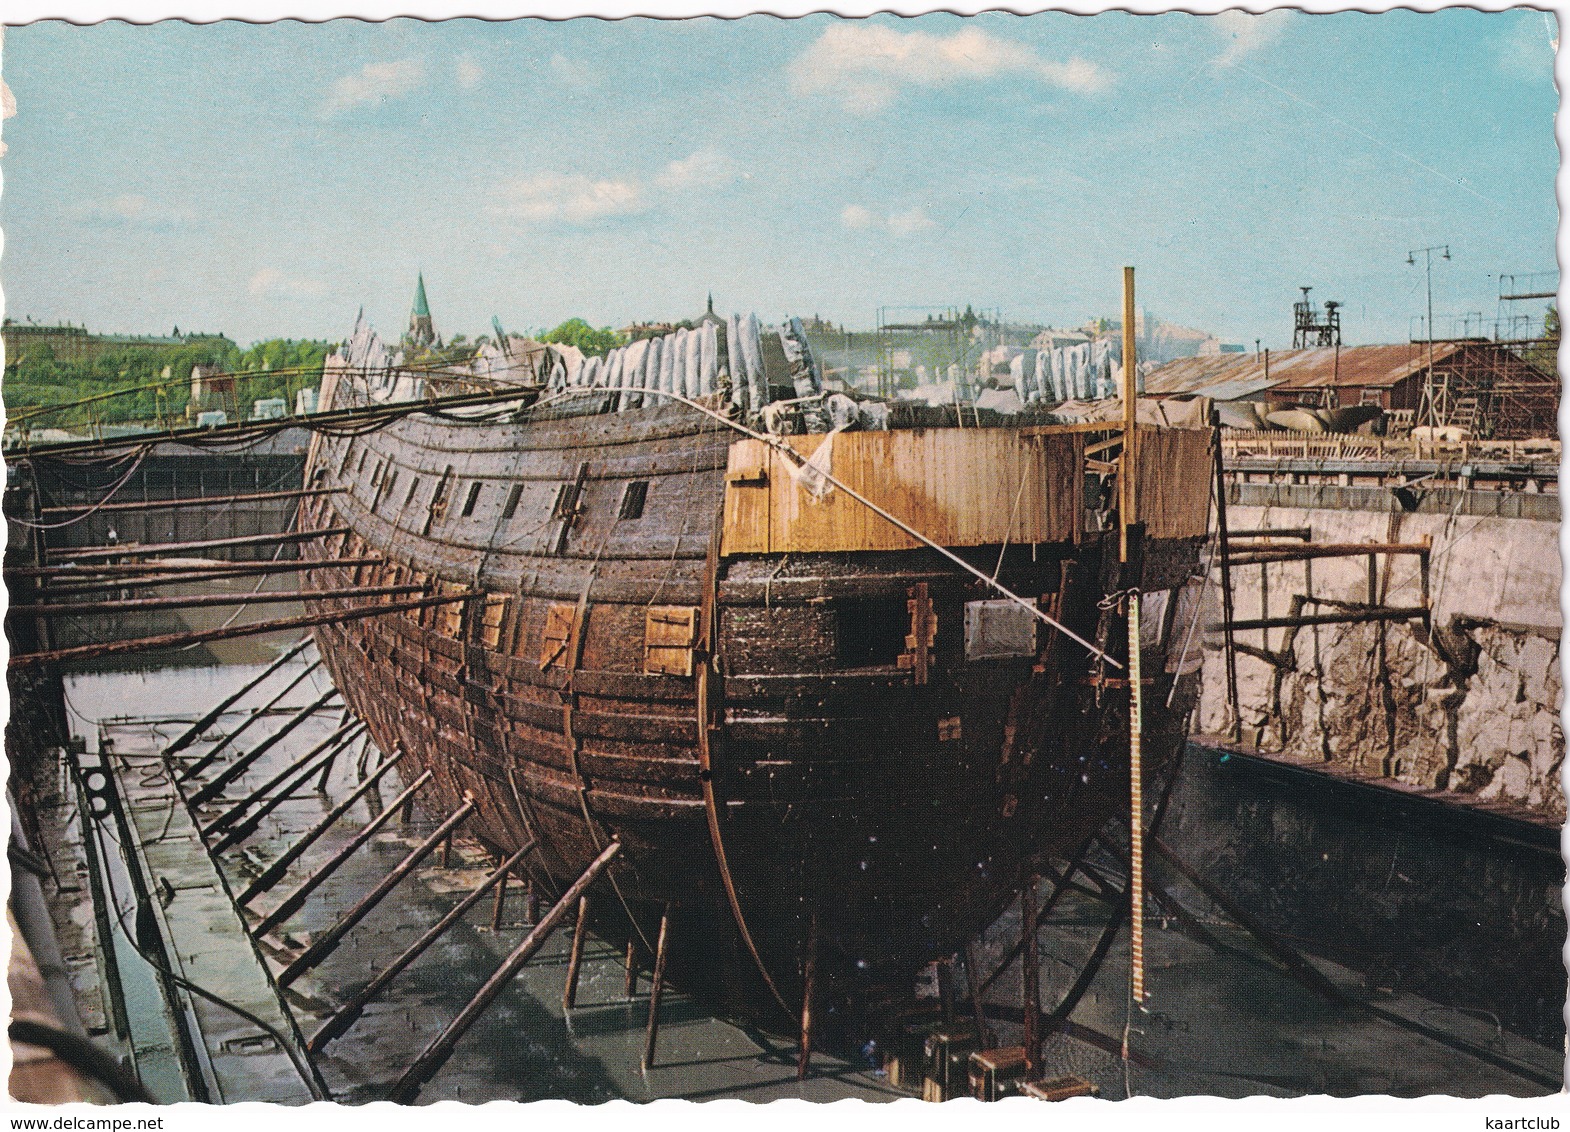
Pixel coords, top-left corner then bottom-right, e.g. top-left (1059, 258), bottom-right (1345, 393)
top-left (456, 56), bottom-right (484, 89)
top-left (887, 207), bottom-right (937, 235)
top-left (548, 53), bottom-right (600, 90)
top-left (793, 24), bottom-right (1111, 113)
top-left (655, 148), bottom-right (743, 191)
top-left (495, 172), bottom-right (646, 224)
top-left (1495, 13), bottom-right (1556, 82)
top-left (841, 203), bottom-right (936, 236)
top-left (1211, 11), bottom-right (1293, 68)
top-left (69, 194), bottom-right (188, 226)
top-left (248, 268), bottom-right (327, 299)
top-left (323, 59), bottom-right (426, 115)
top-left (495, 149), bottom-right (741, 226)
top-left (95, 194), bottom-right (151, 221)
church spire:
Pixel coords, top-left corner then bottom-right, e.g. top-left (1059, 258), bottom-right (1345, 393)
top-left (408, 273), bottom-right (435, 347)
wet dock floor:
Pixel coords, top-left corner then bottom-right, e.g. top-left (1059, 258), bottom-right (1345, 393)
top-left (35, 651), bottom-right (1565, 1104)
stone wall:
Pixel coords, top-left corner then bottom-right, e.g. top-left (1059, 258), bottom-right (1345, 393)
top-left (1164, 745), bottom-right (1566, 1046)
top-left (1196, 495), bottom-right (1563, 816)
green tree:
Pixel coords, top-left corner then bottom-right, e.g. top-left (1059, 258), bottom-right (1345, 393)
top-left (1525, 305), bottom-right (1558, 374)
top-left (540, 317), bottom-right (623, 357)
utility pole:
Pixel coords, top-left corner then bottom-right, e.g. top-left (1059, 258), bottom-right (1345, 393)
top-left (1408, 245), bottom-right (1451, 428)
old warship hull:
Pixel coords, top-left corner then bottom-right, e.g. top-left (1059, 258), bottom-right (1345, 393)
top-left (298, 393), bottom-right (1210, 1027)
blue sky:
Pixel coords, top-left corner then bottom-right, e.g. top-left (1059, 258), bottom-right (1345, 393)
top-left (0, 9), bottom-right (1558, 348)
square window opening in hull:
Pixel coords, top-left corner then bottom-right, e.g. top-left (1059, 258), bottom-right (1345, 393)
top-left (836, 596), bottom-right (911, 668)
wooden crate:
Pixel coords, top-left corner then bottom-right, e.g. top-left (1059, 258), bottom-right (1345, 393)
top-left (920, 1026), bottom-right (978, 1102)
top-left (1021, 1074), bottom-right (1100, 1101)
top-left (968, 1046), bottom-right (1029, 1101)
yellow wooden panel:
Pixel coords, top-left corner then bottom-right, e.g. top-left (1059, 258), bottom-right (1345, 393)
top-left (1134, 427), bottom-right (1213, 539)
top-left (479, 595), bottom-right (509, 650)
top-left (540, 602), bottom-right (575, 670)
top-left (721, 430), bottom-right (1082, 555)
top-left (644, 605), bottom-right (698, 677)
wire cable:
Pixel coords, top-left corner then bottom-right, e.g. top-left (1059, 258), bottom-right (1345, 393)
top-left (8, 1019), bottom-right (156, 1103)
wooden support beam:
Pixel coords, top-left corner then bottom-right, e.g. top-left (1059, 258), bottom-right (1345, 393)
top-left (490, 863), bottom-right (509, 932)
top-left (188, 687), bottom-right (341, 807)
top-left (562, 897), bottom-right (591, 1011)
top-left (31, 558), bottom-right (386, 599)
top-left (277, 798), bottom-right (477, 988)
top-left (387, 841), bottom-right (622, 1103)
top-left (1225, 607), bottom-right (1429, 632)
top-left (11, 556), bottom-right (382, 580)
top-left (47, 526), bottom-right (348, 563)
top-left (251, 769), bottom-right (432, 934)
top-left (203, 719), bottom-right (359, 836)
top-left (309, 842), bottom-right (534, 1054)
top-left (796, 910), bottom-right (818, 1082)
top-left (979, 837), bottom-right (1094, 996)
top-left (1225, 540), bottom-right (1431, 557)
top-left (1224, 542), bottom-right (1432, 567)
top-left (642, 902), bottom-right (672, 1073)
top-left (162, 637), bottom-right (312, 757)
top-left (236, 752), bottom-right (406, 908)
top-left (39, 486), bottom-right (342, 517)
top-left (180, 661), bottom-right (325, 781)
top-left (1211, 419), bottom-right (1242, 742)
top-left (10, 589), bottom-right (482, 670)
top-left (207, 725), bottom-right (366, 854)
top-left (1021, 876), bottom-right (1041, 1082)
top-left (1221, 527), bottom-right (1313, 541)
top-left (315, 714), bottom-right (354, 793)
top-left (623, 940), bottom-right (639, 998)
top-left (11, 583), bottom-right (425, 618)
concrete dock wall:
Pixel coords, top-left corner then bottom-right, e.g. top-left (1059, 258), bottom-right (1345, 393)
top-left (1197, 485), bottom-right (1562, 815)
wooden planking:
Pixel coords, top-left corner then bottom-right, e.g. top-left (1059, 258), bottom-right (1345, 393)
top-left (1134, 427), bottom-right (1213, 539)
top-left (721, 430), bottom-right (1082, 555)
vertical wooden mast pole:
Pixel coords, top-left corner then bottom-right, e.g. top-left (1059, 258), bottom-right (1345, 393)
top-left (1121, 266), bottom-right (1139, 561)
top-left (1122, 266), bottom-right (1147, 1009)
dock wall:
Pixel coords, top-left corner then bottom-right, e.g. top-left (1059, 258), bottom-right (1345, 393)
top-left (1165, 744), bottom-right (1565, 1046)
top-left (1197, 483), bottom-right (1562, 815)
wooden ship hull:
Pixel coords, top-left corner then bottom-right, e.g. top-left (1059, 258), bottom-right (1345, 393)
top-left (296, 318), bottom-right (1214, 1032)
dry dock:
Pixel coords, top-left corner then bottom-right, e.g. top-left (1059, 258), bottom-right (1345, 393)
top-left (14, 648), bottom-right (1561, 1103)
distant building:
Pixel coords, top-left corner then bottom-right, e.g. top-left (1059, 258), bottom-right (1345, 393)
top-left (189, 362), bottom-right (235, 406)
top-left (1142, 341), bottom-right (1555, 438)
top-left (1029, 328), bottom-right (1092, 352)
top-left (249, 398), bottom-right (288, 421)
top-left (2, 320), bottom-right (230, 368)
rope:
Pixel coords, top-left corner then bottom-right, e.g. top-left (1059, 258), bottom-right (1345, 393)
top-left (9, 446), bottom-right (150, 529)
top-left (990, 457), bottom-right (1034, 584)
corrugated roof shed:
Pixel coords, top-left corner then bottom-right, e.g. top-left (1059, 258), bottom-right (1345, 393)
top-left (1144, 342), bottom-right (1469, 400)
top-left (1269, 342), bottom-right (1465, 390)
top-left (1140, 353), bottom-right (1284, 401)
